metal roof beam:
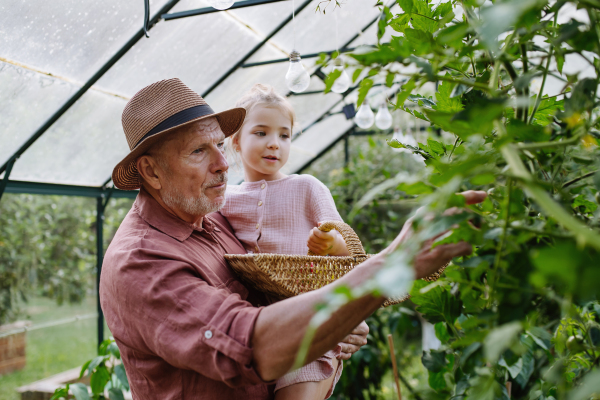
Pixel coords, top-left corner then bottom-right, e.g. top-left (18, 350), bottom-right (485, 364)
top-left (0, 0), bottom-right (182, 177)
top-left (162, 0), bottom-right (287, 20)
top-left (3, 181), bottom-right (138, 199)
top-left (241, 47), bottom-right (357, 68)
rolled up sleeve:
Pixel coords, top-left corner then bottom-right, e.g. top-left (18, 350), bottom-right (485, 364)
top-left (118, 247), bottom-right (267, 387)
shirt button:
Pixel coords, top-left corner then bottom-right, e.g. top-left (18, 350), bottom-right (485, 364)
top-left (205, 330), bottom-right (213, 339)
top-left (261, 183), bottom-right (266, 189)
top-left (256, 223), bottom-right (260, 229)
top-left (258, 201), bottom-right (263, 206)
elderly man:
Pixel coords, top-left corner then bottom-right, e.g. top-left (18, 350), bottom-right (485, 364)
top-left (100, 78), bottom-right (484, 399)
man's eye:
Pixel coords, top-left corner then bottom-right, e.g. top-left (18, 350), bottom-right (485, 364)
top-left (217, 142), bottom-right (225, 148)
top-left (192, 148), bottom-right (203, 154)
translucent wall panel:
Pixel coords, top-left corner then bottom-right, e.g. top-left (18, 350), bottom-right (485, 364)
top-left (0, 0), bottom-right (168, 82)
top-left (96, 3), bottom-right (279, 98)
top-left (288, 88), bottom-right (342, 133)
top-left (0, 61), bottom-right (78, 167)
top-left (10, 91), bottom-right (128, 186)
top-left (287, 113), bottom-right (354, 173)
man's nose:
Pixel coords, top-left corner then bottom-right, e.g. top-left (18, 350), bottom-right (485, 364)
top-left (211, 147), bottom-right (229, 174)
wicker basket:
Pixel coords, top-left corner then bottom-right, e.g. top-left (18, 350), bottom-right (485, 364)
top-left (225, 221), bottom-right (446, 307)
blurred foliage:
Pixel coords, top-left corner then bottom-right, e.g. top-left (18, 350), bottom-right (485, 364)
top-left (0, 195), bottom-right (133, 325)
top-left (318, 0), bottom-right (600, 398)
top-left (51, 337), bottom-right (129, 400)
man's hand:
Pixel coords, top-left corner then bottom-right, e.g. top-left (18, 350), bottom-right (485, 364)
top-left (337, 321), bottom-right (369, 360)
top-left (307, 223), bottom-right (350, 256)
top-left (384, 190), bottom-right (488, 279)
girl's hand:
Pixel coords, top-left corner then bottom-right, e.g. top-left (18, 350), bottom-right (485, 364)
top-left (307, 223), bottom-right (351, 256)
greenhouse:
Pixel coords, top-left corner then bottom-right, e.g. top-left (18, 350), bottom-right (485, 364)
top-left (1, 0), bottom-right (600, 399)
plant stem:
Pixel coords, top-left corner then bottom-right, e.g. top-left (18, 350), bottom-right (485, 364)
top-left (528, 20), bottom-right (555, 124)
top-left (562, 171), bottom-right (598, 188)
top-left (489, 60), bottom-right (500, 92)
top-left (521, 44), bottom-right (530, 122)
top-left (516, 132), bottom-right (584, 150)
top-left (448, 136), bottom-right (460, 160)
top-left (490, 178), bottom-right (512, 300)
top-left (435, 75), bottom-right (491, 92)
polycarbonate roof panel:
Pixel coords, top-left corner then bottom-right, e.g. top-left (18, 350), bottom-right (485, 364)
top-left (9, 91), bottom-right (128, 186)
top-left (204, 47), bottom-right (291, 111)
top-left (0, 61), bottom-right (78, 167)
top-left (0, 0), bottom-right (169, 83)
top-left (246, 0), bottom-right (382, 63)
top-left (95, 5), bottom-right (271, 98)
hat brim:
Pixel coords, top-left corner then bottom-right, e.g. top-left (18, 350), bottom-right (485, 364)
top-left (112, 107), bottom-right (245, 190)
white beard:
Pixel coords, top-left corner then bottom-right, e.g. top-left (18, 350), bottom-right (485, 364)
top-left (162, 173), bottom-right (227, 216)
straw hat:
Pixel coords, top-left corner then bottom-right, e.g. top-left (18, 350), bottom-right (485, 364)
top-left (112, 78), bottom-right (245, 190)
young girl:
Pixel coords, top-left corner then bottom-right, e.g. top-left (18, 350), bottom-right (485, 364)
top-left (220, 84), bottom-right (350, 400)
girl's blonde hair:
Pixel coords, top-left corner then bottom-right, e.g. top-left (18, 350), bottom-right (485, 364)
top-left (227, 84), bottom-right (296, 152)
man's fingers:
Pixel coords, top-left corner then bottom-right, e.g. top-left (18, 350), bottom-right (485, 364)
top-left (338, 342), bottom-right (361, 356)
top-left (414, 242), bottom-right (472, 279)
top-left (342, 334), bottom-right (368, 347)
top-left (460, 190), bottom-right (487, 205)
top-left (351, 321), bottom-right (369, 337)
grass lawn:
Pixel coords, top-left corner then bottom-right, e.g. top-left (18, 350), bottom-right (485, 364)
top-left (0, 296), bottom-right (106, 400)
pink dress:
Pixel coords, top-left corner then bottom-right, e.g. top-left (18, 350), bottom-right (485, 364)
top-left (220, 174), bottom-right (343, 398)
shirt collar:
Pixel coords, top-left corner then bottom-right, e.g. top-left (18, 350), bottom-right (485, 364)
top-left (135, 188), bottom-right (217, 241)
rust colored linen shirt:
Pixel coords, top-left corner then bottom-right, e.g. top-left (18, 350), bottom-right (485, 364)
top-left (100, 188), bottom-right (274, 399)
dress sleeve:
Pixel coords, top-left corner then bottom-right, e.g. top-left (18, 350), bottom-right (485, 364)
top-left (116, 247), bottom-right (268, 388)
top-left (307, 176), bottom-right (343, 226)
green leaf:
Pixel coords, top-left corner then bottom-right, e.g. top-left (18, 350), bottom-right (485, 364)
top-left (70, 383), bottom-right (90, 400)
top-left (357, 78), bottom-right (374, 108)
top-left (427, 139), bottom-right (446, 155)
top-left (484, 322), bottom-right (522, 362)
top-left (50, 386), bottom-right (70, 400)
top-left (568, 369), bottom-right (600, 400)
top-left (352, 68), bottom-right (363, 83)
top-left (422, 349), bottom-right (447, 372)
top-left (397, 181), bottom-right (435, 195)
top-left (394, 79), bottom-right (416, 109)
top-left (385, 71), bottom-right (395, 88)
top-left (410, 280), bottom-right (462, 324)
top-left (90, 365), bottom-right (111, 395)
top-left (573, 195), bottom-right (598, 214)
top-left (79, 360), bottom-right (91, 379)
top-left (108, 388), bottom-right (126, 400)
top-left (390, 13), bottom-right (411, 33)
top-left (434, 80), bottom-right (464, 113)
top-left (87, 356), bottom-right (107, 375)
top-left (108, 342), bottom-right (121, 360)
top-left (397, 0), bottom-right (413, 14)
top-left (324, 68), bottom-right (342, 93)
top-left (114, 364), bottom-right (129, 391)
top-left (435, 322), bottom-right (451, 342)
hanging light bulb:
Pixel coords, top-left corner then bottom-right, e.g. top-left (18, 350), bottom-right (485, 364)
top-left (354, 99), bottom-right (374, 129)
top-left (375, 103), bottom-right (393, 130)
top-left (285, 50), bottom-right (310, 93)
top-left (331, 59), bottom-right (351, 94)
top-left (208, 0), bottom-right (235, 10)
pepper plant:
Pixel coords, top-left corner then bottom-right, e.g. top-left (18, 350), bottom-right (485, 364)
top-left (319, 0), bottom-right (600, 398)
top-left (51, 338), bottom-right (129, 400)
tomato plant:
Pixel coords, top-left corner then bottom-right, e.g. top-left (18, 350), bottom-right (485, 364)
top-left (319, 0), bottom-right (600, 398)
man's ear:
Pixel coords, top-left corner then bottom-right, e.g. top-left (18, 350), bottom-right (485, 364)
top-left (137, 155), bottom-right (163, 190)
top-left (231, 135), bottom-right (241, 152)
